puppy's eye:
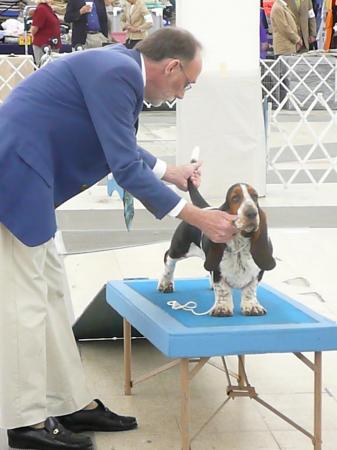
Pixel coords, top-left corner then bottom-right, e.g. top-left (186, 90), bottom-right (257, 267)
top-left (251, 194), bottom-right (258, 203)
top-left (231, 195), bottom-right (241, 203)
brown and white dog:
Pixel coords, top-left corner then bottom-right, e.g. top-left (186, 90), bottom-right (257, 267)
top-left (157, 181), bottom-right (276, 317)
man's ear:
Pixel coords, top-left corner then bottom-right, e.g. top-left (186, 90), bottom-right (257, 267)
top-left (165, 59), bottom-right (179, 75)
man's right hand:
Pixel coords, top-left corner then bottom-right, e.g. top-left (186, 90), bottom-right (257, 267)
top-left (178, 204), bottom-right (237, 243)
top-left (162, 162), bottom-right (202, 192)
top-left (80, 4), bottom-right (92, 14)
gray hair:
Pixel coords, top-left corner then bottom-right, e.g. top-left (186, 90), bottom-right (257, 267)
top-left (136, 28), bottom-right (202, 63)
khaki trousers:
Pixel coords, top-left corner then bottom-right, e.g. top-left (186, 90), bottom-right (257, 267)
top-left (85, 32), bottom-right (110, 49)
top-left (0, 224), bottom-right (92, 429)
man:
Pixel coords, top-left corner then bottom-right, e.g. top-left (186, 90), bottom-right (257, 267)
top-left (270, 0), bottom-right (302, 56)
top-left (286, 0), bottom-right (317, 51)
top-left (0, 28), bottom-right (237, 450)
top-left (65, 0), bottom-right (110, 49)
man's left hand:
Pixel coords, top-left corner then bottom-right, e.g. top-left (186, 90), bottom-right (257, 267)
top-left (163, 162), bottom-right (202, 191)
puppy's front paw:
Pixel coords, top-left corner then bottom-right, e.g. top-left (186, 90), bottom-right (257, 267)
top-left (157, 279), bottom-right (174, 293)
top-left (211, 303), bottom-right (233, 317)
top-left (241, 301), bottom-right (267, 316)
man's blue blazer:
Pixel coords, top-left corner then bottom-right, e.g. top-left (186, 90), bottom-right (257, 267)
top-left (0, 45), bottom-right (181, 246)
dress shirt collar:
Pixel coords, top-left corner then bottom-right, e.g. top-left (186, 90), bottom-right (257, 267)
top-left (140, 52), bottom-right (146, 87)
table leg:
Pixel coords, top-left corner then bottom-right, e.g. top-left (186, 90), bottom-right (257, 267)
top-left (314, 352), bottom-right (322, 450)
top-left (180, 358), bottom-right (191, 450)
top-left (238, 355), bottom-right (245, 388)
top-left (123, 319), bottom-right (132, 395)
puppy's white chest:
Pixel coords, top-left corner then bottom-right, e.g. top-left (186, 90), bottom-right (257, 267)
top-left (219, 236), bottom-right (260, 288)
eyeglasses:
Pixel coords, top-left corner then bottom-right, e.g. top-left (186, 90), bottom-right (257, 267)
top-left (179, 62), bottom-right (192, 91)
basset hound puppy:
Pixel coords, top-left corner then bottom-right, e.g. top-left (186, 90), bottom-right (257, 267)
top-left (158, 182), bottom-right (276, 317)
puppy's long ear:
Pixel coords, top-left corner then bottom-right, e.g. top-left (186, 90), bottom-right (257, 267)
top-left (219, 201), bottom-right (230, 212)
top-left (251, 209), bottom-right (276, 271)
top-left (204, 243), bottom-right (226, 271)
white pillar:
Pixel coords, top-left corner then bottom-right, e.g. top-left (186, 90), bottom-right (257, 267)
top-left (176, 0), bottom-right (266, 200)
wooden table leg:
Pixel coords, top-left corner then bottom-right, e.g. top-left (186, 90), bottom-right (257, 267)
top-left (123, 319), bottom-right (132, 395)
top-left (180, 358), bottom-right (191, 450)
top-left (314, 352), bottom-right (322, 450)
top-left (238, 355), bottom-right (245, 388)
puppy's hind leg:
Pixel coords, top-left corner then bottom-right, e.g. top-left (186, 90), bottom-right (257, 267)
top-left (241, 278), bottom-right (267, 316)
top-left (157, 251), bottom-right (178, 293)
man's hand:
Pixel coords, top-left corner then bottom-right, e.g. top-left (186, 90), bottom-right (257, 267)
top-left (163, 162), bottom-right (202, 191)
top-left (308, 35), bottom-right (316, 44)
top-left (178, 204), bottom-right (237, 243)
top-left (296, 37), bottom-right (303, 51)
top-left (80, 4), bottom-right (91, 14)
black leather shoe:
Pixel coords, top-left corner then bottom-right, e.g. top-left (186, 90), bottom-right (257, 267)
top-left (7, 417), bottom-right (92, 450)
top-left (58, 399), bottom-right (137, 432)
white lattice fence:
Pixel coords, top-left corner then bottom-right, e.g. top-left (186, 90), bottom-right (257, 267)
top-left (261, 54), bottom-right (337, 186)
top-left (0, 55), bottom-right (36, 103)
top-left (1, 52), bottom-right (336, 186)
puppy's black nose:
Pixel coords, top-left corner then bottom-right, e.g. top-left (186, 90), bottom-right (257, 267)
top-left (246, 210), bottom-right (257, 219)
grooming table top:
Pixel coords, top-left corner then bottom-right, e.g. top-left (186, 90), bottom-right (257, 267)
top-left (106, 278), bottom-right (337, 358)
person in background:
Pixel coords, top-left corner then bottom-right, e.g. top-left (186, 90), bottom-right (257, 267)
top-left (286, 0), bottom-right (317, 51)
top-left (64, 0), bottom-right (110, 49)
top-left (121, 0), bottom-right (152, 49)
top-left (311, 0), bottom-right (322, 48)
top-left (168, 0), bottom-right (176, 26)
top-left (270, 0), bottom-right (302, 56)
top-left (260, 0), bottom-right (269, 58)
top-left (31, 0), bottom-right (61, 65)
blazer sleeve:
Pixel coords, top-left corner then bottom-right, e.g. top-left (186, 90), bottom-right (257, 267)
top-left (139, 4), bottom-right (153, 32)
top-left (308, 0), bottom-right (317, 37)
top-left (136, 145), bottom-right (157, 169)
top-left (65, 0), bottom-right (84, 23)
top-left (272, 7), bottom-right (300, 44)
top-left (72, 55), bottom-right (181, 219)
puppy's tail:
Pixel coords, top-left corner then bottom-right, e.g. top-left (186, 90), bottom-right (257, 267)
top-left (188, 145), bottom-right (210, 209)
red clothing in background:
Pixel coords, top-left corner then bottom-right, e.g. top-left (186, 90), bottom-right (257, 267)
top-left (263, 0), bottom-right (275, 16)
top-left (32, 3), bottom-right (61, 48)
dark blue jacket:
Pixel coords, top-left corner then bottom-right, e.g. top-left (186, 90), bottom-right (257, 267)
top-left (0, 45), bottom-right (181, 246)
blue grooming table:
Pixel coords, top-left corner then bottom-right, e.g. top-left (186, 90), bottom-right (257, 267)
top-left (106, 277), bottom-right (337, 357)
top-left (106, 277), bottom-right (337, 450)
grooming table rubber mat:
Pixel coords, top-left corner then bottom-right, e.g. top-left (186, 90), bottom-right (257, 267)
top-left (106, 278), bottom-right (337, 357)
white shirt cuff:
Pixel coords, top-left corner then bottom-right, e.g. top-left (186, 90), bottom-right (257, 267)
top-left (152, 159), bottom-right (167, 179)
top-left (168, 199), bottom-right (187, 217)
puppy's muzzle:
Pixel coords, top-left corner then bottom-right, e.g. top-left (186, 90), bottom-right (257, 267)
top-left (236, 203), bottom-right (260, 233)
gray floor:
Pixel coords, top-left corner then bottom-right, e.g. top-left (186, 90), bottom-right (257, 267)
top-left (2, 111), bottom-right (337, 450)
